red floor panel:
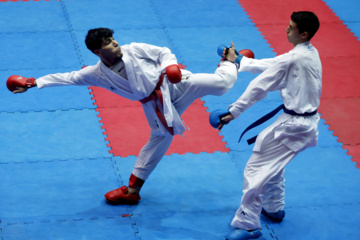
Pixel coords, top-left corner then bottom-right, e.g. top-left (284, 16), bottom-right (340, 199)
top-left (238, 0), bottom-right (360, 167)
top-left (92, 86), bottom-right (229, 157)
top-left (89, 87), bottom-right (140, 108)
top-left (251, 23), bottom-right (360, 57)
top-left (321, 56), bottom-right (360, 99)
top-left (319, 98), bottom-right (360, 145)
top-left (238, 0), bottom-right (339, 25)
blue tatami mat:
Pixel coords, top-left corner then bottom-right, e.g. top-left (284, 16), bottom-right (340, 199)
top-left (1, 216), bottom-right (137, 240)
top-left (0, 109), bottom-right (110, 162)
top-left (64, 0), bottom-right (162, 31)
top-left (267, 204), bottom-right (360, 240)
top-left (151, 0), bottom-right (253, 28)
top-left (0, 158), bottom-right (124, 221)
top-left (285, 146), bottom-right (359, 207)
top-left (1, 32), bottom-right (81, 71)
top-left (0, 0), bottom-right (67, 32)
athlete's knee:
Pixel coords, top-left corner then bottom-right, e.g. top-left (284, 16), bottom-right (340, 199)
top-left (214, 75), bottom-right (237, 95)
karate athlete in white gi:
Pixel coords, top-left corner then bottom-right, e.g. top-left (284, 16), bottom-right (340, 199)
top-left (216, 12), bottom-right (322, 240)
top-left (7, 28), bottom-right (254, 205)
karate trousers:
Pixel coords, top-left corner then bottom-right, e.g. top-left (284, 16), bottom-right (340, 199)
top-left (132, 69), bottom-right (237, 181)
top-left (231, 130), bottom-right (301, 230)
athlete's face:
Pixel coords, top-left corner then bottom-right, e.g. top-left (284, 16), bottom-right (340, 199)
top-left (286, 20), bottom-right (307, 46)
top-left (95, 36), bottom-right (123, 66)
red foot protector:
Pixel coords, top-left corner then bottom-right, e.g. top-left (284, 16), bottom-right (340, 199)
top-left (90, 87), bottom-right (229, 157)
top-left (104, 186), bottom-right (141, 205)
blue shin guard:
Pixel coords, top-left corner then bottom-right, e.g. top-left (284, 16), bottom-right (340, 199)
top-left (261, 208), bottom-right (285, 222)
top-left (226, 228), bottom-right (262, 240)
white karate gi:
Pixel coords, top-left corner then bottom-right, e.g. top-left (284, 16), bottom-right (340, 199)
top-left (36, 42), bottom-right (238, 180)
top-left (228, 41), bottom-right (322, 230)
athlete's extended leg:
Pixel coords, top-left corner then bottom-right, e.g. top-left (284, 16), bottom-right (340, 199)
top-left (173, 61), bottom-right (238, 113)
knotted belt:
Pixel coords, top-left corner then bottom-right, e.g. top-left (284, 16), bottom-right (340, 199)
top-left (239, 104), bottom-right (317, 145)
top-left (139, 73), bottom-right (174, 135)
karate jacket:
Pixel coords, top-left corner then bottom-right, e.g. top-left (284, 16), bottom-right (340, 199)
top-left (36, 43), bottom-right (187, 136)
top-left (229, 41), bottom-right (322, 152)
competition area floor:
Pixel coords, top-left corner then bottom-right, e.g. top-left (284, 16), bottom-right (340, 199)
top-left (0, 0), bottom-right (359, 239)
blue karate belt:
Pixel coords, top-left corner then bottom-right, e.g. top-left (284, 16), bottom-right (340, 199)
top-left (239, 104), bottom-right (318, 145)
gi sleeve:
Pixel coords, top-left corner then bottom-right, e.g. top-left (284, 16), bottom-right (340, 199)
top-left (229, 54), bottom-right (292, 118)
top-left (239, 52), bottom-right (290, 74)
top-left (130, 43), bottom-right (178, 72)
top-left (36, 65), bottom-right (98, 89)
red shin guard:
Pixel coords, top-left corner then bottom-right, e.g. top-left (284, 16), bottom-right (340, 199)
top-left (128, 173), bottom-right (145, 189)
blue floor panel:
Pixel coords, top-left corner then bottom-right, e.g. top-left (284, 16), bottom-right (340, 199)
top-left (0, 1), bottom-right (67, 33)
top-left (64, 0), bottom-right (162, 31)
top-left (0, 216), bottom-right (137, 240)
top-left (285, 146), bottom-right (360, 207)
top-left (151, 0), bottom-right (254, 28)
top-left (267, 204), bottom-right (360, 240)
top-left (132, 212), bottom-right (230, 240)
top-left (0, 158), bottom-right (125, 220)
top-left (1, 32), bottom-right (81, 71)
top-left (131, 211), bottom-right (247, 240)
top-left (0, 109), bottom-right (111, 162)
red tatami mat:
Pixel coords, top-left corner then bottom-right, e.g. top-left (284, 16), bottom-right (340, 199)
top-left (238, 0), bottom-right (360, 168)
top-left (319, 98), bottom-right (360, 145)
top-left (90, 87), bottom-right (229, 157)
top-left (320, 56), bottom-right (360, 99)
top-left (319, 97), bottom-right (360, 169)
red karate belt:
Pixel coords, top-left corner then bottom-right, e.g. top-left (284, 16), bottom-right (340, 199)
top-left (139, 73), bottom-right (174, 135)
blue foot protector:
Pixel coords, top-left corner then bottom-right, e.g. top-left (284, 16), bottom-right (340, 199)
top-left (209, 109), bottom-right (230, 128)
top-left (261, 208), bottom-right (285, 222)
top-left (226, 228), bottom-right (262, 240)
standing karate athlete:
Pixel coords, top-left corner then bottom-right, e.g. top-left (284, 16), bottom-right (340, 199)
top-left (217, 12), bottom-right (321, 240)
top-left (7, 28), bottom-right (254, 205)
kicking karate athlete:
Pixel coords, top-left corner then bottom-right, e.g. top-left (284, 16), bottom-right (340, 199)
top-left (216, 12), bottom-right (321, 240)
top-left (7, 28), bottom-right (254, 205)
